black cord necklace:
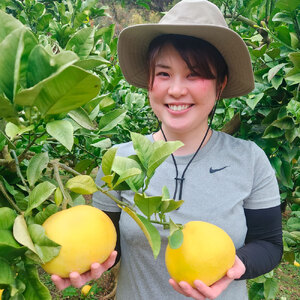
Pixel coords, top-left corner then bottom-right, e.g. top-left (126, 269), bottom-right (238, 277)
top-left (158, 101), bottom-right (218, 200)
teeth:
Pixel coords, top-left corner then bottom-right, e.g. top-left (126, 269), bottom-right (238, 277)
top-left (168, 104), bottom-right (190, 111)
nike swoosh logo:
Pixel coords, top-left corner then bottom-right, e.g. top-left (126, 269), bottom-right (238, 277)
top-left (209, 166), bottom-right (229, 173)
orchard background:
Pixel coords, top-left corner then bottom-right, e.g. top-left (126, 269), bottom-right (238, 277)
top-left (0, 0), bottom-right (299, 299)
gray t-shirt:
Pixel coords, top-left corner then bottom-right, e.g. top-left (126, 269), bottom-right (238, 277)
top-left (93, 131), bottom-right (280, 300)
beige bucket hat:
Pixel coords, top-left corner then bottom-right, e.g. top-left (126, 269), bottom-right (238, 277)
top-left (117, 0), bottom-right (254, 98)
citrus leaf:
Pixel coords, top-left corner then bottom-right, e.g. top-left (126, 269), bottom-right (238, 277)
top-left (120, 206), bottom-right (161, 259)
top-left (161, 199), bottom-right (184, 213)
top-left (0, 94), bottom-right (18, 122)
top-left (28, 224), bottom-right (61, 264)
top-left (113, 168), bottom-right (142, 189)
top-left (168, 229), bottom-right (184, 249)
top-left (134, 193), bottom-right (162, 217)
top-left (25, 181), bottom-right (56, 215)
top-left (131, 132), bottom-right (153, 169)
top-left (263, 278), bottom-right (278, 300)
top-left (112, 156), bottom-right (144, 192)
top-left (90, 138), bottom-right (111, 149)
top-left (20, 264), bottom-right (52, 300)
top-left (66, 175), bottom-right (98, 195)
top-left (13, 215), bottom-right (37, 254)
top-left (99, 109), bottom-right (126, 132)
top-left (246, 93), bottom-right (264, 110)
top-left (27, 152), bottom-right (49, 187)
top-left (54, 187), bottom-right (63, 206)
top-left (0, 207), bottom-right (17, 229)
top-left (147, 141), bottom-right (184, 178)
top-left (15, 65), bottom-right (101, 115)
top-left (267, 63), bottom-right (286, 82)
top-left (66, 27), bottom-right (95, 59)
top-left (101, 147), bottom-right (117, 176)
top-left (287, 217), bottom-right (300, 231)
top-left (0, 10), bottom-right (24, 43)
top-left (34, 204), bottom-right (59, 225)
top-left (0, 257), bottom-right (14, 285)
top-left (46, 120), bottom-right (74, 151)
top-left (68, 107), bottom-right (97, 130)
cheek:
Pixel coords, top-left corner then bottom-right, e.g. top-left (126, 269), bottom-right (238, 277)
top-left (192, 79), bottom-right (217, 97)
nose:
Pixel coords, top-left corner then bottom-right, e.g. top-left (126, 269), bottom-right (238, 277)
top-left (168, 78), bottom-right (187, 98)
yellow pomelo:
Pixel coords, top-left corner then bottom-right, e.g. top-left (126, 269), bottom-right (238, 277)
top-left (42, 205), bottom-right (116, 278)
top-left (165, 221), bottom-right (235, 287)
top-left (0, 289), bottom-right (3, 299)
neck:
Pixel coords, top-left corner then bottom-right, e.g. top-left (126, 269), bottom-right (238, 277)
top-left (153, 126), bottom-right (212, 156)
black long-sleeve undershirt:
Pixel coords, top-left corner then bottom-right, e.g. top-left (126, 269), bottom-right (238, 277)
top-left (236, 205), bottom-right (283, 280)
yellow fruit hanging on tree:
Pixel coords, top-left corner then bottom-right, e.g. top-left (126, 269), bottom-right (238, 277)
top-left (165, 221), bottom-right (235, 287)
top-left (42, 205), bottom-right (116, 278)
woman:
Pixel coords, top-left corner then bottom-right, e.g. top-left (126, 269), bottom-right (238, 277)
top-left (52, 1), bottom-right (283, 299)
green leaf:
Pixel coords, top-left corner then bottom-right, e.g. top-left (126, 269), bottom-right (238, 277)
top-left (101, 147), bottom-right (117, 176)
top-left (114, 168), bottom-right (142, 189)
top-left (131, 132), bottom-right (153, 169)
top-left (0, 10), bottom-right (24, 43)
top-left (275, 0), bottom-right (300, 11)
top-left (65, 175), bottom-right (98, 195)
top-left (0, 94), bottom-right (17, 122)
top-left (271, 116), bottom-right (294, 130)
top-left (275, 26), bottom-right (291, 46)
top-left (263, 126), bottom-right (284, 139)
top-left (268, 63), bottom-right (286, 82)
top-left (25, 181), bottom-right (56, 215)
top-left (99, 96), bottom-right (115, 113)
top-left (68, 107), bottom-right (97, 130)
top-left (252, 44), bottom-right (267, 58)
top-left (91, 138), bottom-right (111, 149)
top-left (147, 141), bottom-right (184, 178)
top-left (121, 206), bottom-right (161, 259)
top-left (28, 224), bottom-right (61, 264)
top-left (248, 282), bottom-right (265, 300)
top-left (46, 120), bottom-right (74, 151)
top-left (285, 127), bottom-right (300, 143)
top-left (246, 93), bottom-right (264, 110)
top-left (134, 193), bottom-right (162, 217)
top-left (34, 204), bottom-right (58, 225)
top-left (271, 76), bottom-right (283, 90)
top-left (13, 215), bottom-right (37, 254)
top-left (20, 264), bottom-right (51, 300)
top-left (112, 156), bottom-right (144, 192)
top-left (264, 278), bottom-right (278, 299)
top-left (27, 152), bottom-right (49, 187)
top-left (66, 27), bottom-right (95, 59)
top-left (27, 45), bottom-right (78, 87)
top-left (15, 66), bottom-right (101, 115)
top-left (74, 56), bottom-right (110, 70)
top-left (287, 217), bottom-right (300, 231)
top-left (168, 229), bottom-right (184, 249)
top-left (99, 109), bottom-right (127, 132)
top-left (0, 207), bottom-right (17, 229)
top-left (0, 257), bottom-right (14, 285)
top-left (272, 12), bottom-right (294, 24)
top-left (280, 160), bottom-right (293, 188)
top-left (161, 199), bottom-right (184, 213)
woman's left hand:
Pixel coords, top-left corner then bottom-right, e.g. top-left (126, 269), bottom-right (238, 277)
top-left (169, 255), bottom-right (246, 300)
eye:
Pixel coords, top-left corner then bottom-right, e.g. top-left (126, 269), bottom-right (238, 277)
top-left (156, 71), bottom-right (169, 77)
top-left (188, 72), bottom-right (200, 78)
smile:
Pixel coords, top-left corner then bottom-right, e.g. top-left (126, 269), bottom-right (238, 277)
top-left (167, 104), bottom-right (192, 111)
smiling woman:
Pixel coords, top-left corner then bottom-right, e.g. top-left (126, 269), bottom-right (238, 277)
top-left (51, 1), bottom-right (283, 299)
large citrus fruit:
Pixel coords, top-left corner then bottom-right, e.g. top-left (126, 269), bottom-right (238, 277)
top-left (165, 221), bottom-right (235, 287)
top-left (42, 205), bottom-right (116, 278)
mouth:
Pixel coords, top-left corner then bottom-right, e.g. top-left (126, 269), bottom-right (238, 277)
top-left (167, 104), bottom-right (193, 112)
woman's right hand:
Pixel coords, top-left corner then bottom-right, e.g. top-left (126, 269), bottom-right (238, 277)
top-left (51, 251), bottom-right (118, 290)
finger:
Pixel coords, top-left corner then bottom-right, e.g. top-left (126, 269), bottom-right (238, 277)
top-left (194, 277), bottom-right (232, 300)
top-left (168, 279), bottom-right (190, 297)
top-left (51, 274), bottom-right (71, 291)
top-left (69, 272), bottom-right (85, 288)
top-left (178, 281), bottom-right (205, 300)
top-left (101, 251), bottom-right (118, 270)
top-left (227, 256), bottom-right (246, 279)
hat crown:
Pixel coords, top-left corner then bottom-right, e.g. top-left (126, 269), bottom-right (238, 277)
top-left (160, 0), bottom-right (228, 27)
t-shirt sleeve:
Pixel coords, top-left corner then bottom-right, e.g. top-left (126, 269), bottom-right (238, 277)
top-left (92, 166), bottom-right (122, 213)
top-left (244, 142), bottom-right (280, 209)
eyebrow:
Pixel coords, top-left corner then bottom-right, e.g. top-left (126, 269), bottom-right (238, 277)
top-left (155, 63), bottom-right (171, 69)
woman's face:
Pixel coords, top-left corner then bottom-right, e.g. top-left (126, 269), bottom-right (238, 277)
top-left (148, 44), bottom-right (219, 137)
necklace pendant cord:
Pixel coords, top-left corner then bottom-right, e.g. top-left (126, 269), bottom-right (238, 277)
top-left (158, 100), bottom-right (219, 201)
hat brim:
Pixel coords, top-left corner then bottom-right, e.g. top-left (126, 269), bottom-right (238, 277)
top-left (118, 24), bottom-right (254, 98)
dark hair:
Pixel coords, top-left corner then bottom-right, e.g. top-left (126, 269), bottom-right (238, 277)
top-left (147, 34), bottom-right (228, 95)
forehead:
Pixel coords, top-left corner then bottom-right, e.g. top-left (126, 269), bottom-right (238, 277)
top-left (155, 44), bottom-right (190, 67)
